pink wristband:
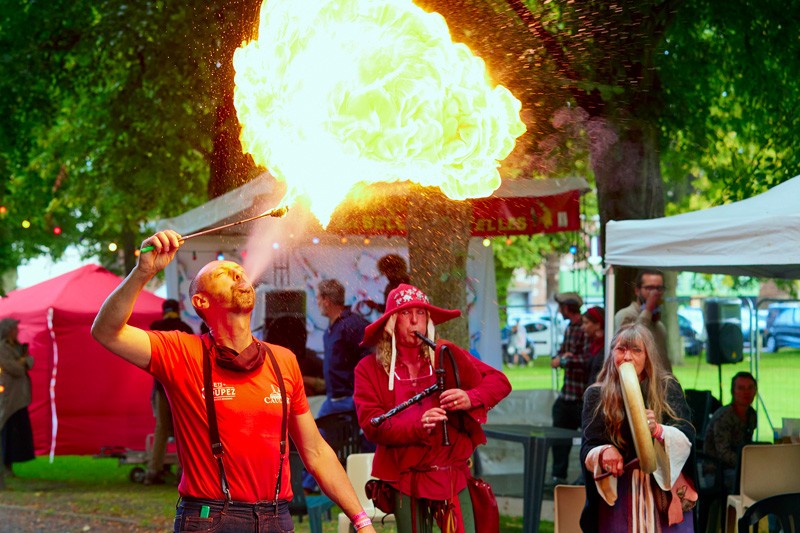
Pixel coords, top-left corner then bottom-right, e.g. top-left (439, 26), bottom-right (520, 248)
top-left (352, 511), bottom-right (370, 529)
top-left (653, 423), bottom-right (664, 442)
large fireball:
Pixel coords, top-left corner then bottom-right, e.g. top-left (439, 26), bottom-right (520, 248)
top-left (233, 0), bottom-right (526, 226)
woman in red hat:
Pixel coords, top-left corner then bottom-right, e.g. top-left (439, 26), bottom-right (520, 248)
top-left (353, 284), bottom-right (511, 533)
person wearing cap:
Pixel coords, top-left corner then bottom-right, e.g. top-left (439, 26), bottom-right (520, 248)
top-left (549, 291), bottom-right (589, 485)
top-left (145, 299), bottom-right (195, 485)
top-left (0, 318), bottom-right (35, 484)
top-left (613, 269), bottom-right (672, 373)
top-left (92, 230), bottom-right (376, 532)
top-left (354, 284), bottom-right (511, 533)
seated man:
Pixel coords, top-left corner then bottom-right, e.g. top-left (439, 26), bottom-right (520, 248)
top-left (703, 371), bottom-right (758, 491)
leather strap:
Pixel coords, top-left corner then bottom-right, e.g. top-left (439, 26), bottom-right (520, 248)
top-left (201, 334), bottom-right (288, 509)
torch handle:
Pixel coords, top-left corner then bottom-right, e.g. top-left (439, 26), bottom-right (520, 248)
top-left (139, 206), bottom-right (289, 253)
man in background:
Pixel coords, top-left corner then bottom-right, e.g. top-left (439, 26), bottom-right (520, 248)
top-left (303, 279), bottom-right (371, 492)
top-left (614, 268), bottom-right (672, 372)
top-left (549, 292), bottom-right (588, 485)
top-left (146, 299), bottom-right (193, 485)
top-left (704, 372), bottom-right (758, 491)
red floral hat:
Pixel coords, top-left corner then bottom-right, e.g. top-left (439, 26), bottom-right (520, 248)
top-left (360, 284), bottom-right (461, 347)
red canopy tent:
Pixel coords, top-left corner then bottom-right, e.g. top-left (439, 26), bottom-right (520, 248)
top-left (0, 264), bottom-right (164, 456)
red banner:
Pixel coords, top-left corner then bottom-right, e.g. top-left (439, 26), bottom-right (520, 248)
top-left (327, 189), bottom-right (580, 237)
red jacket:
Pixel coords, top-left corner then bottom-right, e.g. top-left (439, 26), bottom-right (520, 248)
top-left (354, 340), bottom-right (511, 499)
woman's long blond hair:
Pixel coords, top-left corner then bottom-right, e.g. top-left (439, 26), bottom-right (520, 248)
top-left (591, 323), bottom-right (683, 449)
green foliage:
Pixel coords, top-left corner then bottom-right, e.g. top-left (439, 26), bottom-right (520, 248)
top-left (0, 0), bottom-right (231, 275)
top-left (659, 0), bottom-right (800, 206)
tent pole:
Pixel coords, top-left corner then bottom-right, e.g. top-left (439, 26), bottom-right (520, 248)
top-left (604, 265), bottom-right (615, 355)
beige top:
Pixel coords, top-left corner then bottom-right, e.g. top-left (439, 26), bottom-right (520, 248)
top-left (614, 301), bottom-right (672, 373)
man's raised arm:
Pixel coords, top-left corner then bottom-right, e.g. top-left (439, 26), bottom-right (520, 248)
top-left (91, 230), bottom-right (182, 369)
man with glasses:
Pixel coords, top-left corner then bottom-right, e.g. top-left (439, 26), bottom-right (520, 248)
top-left (613, 269), bottom-right (672, 372)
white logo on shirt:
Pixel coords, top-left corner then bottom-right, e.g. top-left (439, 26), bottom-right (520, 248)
top-left (201, 381), bottom-right (236, 401)
top-left (264, 384), bottom-right (283, 404)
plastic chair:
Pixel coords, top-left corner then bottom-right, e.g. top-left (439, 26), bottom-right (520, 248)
top-left (315, 410), bottom-right (362, 466)
top-left (288, 451), bottom-right (334, 533)
top-left (725, 443), bottom-right (800, 533)
top-left (337, 453), bottom-right (395, 533)
top-left (737, 492), bottom-right (800, 533)
top-left (554, 484), bottom-right (585, 533)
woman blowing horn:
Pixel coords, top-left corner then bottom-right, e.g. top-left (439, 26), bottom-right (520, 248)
top-left (354, 284), bottom-right (511, 533)
top-left (581, 323), bottom-right (697, 532)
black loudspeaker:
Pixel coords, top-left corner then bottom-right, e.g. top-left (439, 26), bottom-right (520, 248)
top-left (704, 298), bottom-right (744, 365)
top-left (264, 289), bottom-right (306, 318)
top-left (264, 290), bottom-right (307, 356)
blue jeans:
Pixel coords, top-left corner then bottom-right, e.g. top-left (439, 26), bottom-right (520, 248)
top-left (174, 498), bottom-right (293, 532)
top-left (301, 397), bottom-right (355, 491)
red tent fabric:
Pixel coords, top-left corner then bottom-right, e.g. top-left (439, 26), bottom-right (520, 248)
top-left (0, 264), bottom-right (165, 456)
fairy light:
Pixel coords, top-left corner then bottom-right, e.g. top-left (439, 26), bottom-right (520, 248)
top-left (21, 220), bottom-right (31, 229)
top-left (482, 238), bottom-right (491, 247)
top-left (108, 242), bottom-right (118, 252)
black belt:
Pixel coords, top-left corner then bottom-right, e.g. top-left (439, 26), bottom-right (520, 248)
top-left (181, 496), bottom-right (289, 513)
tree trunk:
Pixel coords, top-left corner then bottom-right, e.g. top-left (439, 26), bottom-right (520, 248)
top-left (407, 187), bottom-right (472, 348)
top-left (204, 0), bottom-right (261, 199)
top-left (595, 121), bottom-right (665, 317)
top-left (544, 252), bottom-right (561, 303)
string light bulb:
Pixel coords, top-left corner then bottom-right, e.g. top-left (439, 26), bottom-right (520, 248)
top-left (108, 242), bottom-right (118, 252)
top-left (21, 220), bottom-right (31, 229)
top-left (482, 238), bottom-right (491, 247)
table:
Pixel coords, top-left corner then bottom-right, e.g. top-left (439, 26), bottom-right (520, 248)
top-left (483, 424), bottom-right (582, 533)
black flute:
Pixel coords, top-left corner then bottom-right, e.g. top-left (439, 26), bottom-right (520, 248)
top-left (369, 332), bottom-right (457, 446)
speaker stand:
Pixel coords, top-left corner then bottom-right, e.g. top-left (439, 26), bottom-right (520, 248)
top-left (717, 364), bottom-right (724, 405)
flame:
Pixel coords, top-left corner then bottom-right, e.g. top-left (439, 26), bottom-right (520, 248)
top-left (233, 0), bottom-right (526, 227)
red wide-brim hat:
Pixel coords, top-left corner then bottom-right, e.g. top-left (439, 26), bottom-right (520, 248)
top-left (360, 284), bottom-right (461, 347)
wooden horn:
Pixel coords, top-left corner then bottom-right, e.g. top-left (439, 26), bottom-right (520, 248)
top-left (618, 362), bottom-right (657, 474)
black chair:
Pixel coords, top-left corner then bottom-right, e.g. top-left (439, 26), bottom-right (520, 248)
top-left (737, 492), bottom-right (800, 533)
top-left (288, 450), bottom-right (334, 533)
top-left (685, 389), bottom-right (722, 448)
top-left (315, 410), bottom-right (362, 466)
top-left (695, 451), bottom-right (728, 533)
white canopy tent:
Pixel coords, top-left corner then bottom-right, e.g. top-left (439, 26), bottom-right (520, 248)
top-left (604, 175), bottom-right (800, 337)
top-left (603, 175), bottom-right (800, 432)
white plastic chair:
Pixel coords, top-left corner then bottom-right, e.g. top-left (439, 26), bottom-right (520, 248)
top-left (724, 443), bottom-right (800, 533)
top-left (554, 484), bottom-right (586, 533)
top-left (337, 453), bottom-right (395, 533)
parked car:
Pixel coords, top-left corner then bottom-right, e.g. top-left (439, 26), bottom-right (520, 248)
top-left (501, 318), bottom-right (556, 360)
top-left (740, 306), bottom-right (768, 344)
top-left (678, 313), bottom-right (704, 356)
top-left (522, 319), bottom-right (555, 359)
top-left (762, 303), bottom-right (800, 352)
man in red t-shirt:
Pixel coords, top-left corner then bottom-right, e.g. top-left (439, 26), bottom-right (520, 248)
top-left (92, 229), bottom-right (376, 533)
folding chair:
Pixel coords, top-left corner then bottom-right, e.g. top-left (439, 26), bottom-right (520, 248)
top-left (554, 484), bottom-right (585, 533)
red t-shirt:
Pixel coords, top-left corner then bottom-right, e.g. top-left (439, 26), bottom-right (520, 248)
top-left (147, 331), bottom-right (309, 502)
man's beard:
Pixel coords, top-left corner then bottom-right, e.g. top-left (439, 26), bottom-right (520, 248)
top-left (231, 285), bottom-right (256, 313)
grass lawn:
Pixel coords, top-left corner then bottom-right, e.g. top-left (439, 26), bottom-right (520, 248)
top-left (506, 346), bottom-right (800, 440)
top-left (2, 457), bottom-right (528, 532)
top-left (3, 348), bottom-right (795, 531)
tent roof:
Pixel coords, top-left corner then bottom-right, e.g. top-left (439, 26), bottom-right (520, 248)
top-left (605, 176), bottom-right (800, 279)
top-left (0, 264), bottom-right (164, 316)
top-left (160, 172), bottom-right (590, 236)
